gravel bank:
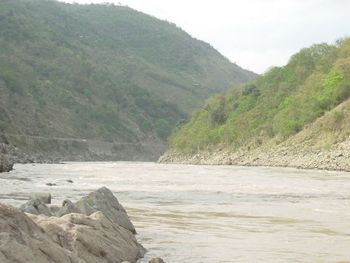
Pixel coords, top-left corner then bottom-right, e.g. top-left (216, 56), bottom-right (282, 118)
top-left (160, 138), bottom-right (350, 172)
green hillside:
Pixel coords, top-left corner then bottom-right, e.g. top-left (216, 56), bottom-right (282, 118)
top-left (0, 0), bottom-right (255, 160)
top-left (168, 38), bottom-right (350, 154)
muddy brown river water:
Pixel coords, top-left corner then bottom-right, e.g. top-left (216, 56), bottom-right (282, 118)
top-left (1, 162), bottom-right (350, 262)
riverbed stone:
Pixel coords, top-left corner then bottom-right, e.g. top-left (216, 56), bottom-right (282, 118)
top-left (75, 187), bottom-right (136, 233)
top-left (20, 198), bottom-right (52, 216)
top-left (0, 186), bottom-right (146, 263)
top-left (29, 211), bottom-right (145, 263)
top-left (56, 199), bottom-right (81, 217)
top-left (30, 193), bottom-right (51, 204)
top-left (48, 204), bottom-right (61, 215)
top-left (0, 203), bottom-right (81, 263)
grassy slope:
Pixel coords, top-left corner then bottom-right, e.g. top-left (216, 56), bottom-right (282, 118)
top-left (0, 0), bottom-right (255, 160)
top-left (168, 39), bottom-right (350, 160)
top-left (282, 98), bottom-right (350, 149)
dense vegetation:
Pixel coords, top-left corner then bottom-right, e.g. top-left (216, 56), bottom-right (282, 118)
top-left (0, 0), bottom-right (255, 159)
top-left (169, 38), bottom-right (350, 153)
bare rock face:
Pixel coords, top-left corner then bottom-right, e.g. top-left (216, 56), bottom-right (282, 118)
top-left (29, 212), bottom-right (145, 263)
top-left (0, 203), bottom-right (81, 263)
top-left (74, 187), bottom-right (136, 234)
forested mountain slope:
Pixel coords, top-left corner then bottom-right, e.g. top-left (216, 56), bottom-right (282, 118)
top-left (0, 0), bottom-right (255, 161)
top-left (163, 39), bottom-right (350, 171)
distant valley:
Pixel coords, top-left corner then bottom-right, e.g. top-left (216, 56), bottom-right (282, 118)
top-left (0, 0), bottom-right (255, 162)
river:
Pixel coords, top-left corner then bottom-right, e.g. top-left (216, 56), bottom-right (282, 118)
top-left (1, 162), bottom-right (350, 262)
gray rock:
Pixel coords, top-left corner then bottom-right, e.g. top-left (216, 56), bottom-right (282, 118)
top-left (0, 203), bottom-right (81, 263)
top-left (75, 187), bottom-right (136, 233)
top-left (13, 187), bottom-right (144, 262)
top-left (21, 187), bottom-right (137, 234)
top-left (0, 186), bottom-right (147, 263)
top-left (20, 198), bottom-right (52, 216)
top-left (48, 204), bottom-right (61, 215)
top-left (30, 193), bottom-right (51, 204)
top-left (30, 211), bottom-right (145, 263)
top-left (56, 199), bottom-right (81, 217)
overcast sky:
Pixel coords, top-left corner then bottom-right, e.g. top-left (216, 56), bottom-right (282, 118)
top-left (59, 0), bottom-right (350, 73)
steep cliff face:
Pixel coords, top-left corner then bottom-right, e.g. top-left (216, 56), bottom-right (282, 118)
top-left (0, 0), bottom-right (255, 161)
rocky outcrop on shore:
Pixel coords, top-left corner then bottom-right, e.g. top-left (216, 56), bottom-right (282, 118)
top-left (0, 145), bottom-right (14, 173)
top-left (0, 142), bottom-right (63, 165)
top-left (160, 137), bottom-right (350, 172)
top-left (20, 187), bottom-right (136, 233)
top-left (0, 203), bottom-right (81, 263)
top-left (0, 187), bottom-right (146, 263)
top-left (74, 187), bottom-right (137, 234)
top-left (0, 143), bottom-right (14, 172)
top-left (0, 153), bottom-right (13, 173)
top-left (0, 138), bottom-right (161, 164)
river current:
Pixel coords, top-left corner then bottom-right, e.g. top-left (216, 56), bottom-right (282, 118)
top-left (1, 162), bottom-right (350, 262)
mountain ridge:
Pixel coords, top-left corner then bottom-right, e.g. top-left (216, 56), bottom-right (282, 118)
top-left (162, 38), bottom-right (350, 171)
top-left (0, 0), bottom-right (255, 161)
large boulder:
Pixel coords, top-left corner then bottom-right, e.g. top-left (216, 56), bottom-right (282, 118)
top-left (75, 187), bottom-right (136, 234)
top-left (21, 187), bottom-right (136, 234)
top-left (20, 198), bottom-right (52, 217)
top-left (12, 187), bottom-right (145, 262)
top-left (8, 187), bottom-right (146, 262)
top-left (0, 203), bottom-right (81, 263)
top-left (0, 154), bottom-right (13, 173)
top-left (29, 212), bottom-right (146, 263)
top-left (56, 199), bottom-right (81, 217)
top-left (30, 193), bottom-right (52, 204)
top-left (20, 187), bottom-right (136, 234)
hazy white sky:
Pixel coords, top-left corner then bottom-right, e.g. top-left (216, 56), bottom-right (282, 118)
top-left (59, 0), bottom-right (350, 73)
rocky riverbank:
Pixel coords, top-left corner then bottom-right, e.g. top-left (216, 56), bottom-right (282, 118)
top-left (0, 144), bottom-right (14, 172)
top-left (0, 135), bottom-right (164, 164)
top-left (0, 153), bottom-right (13, 172)
top-left (160, 137), bottom-right (350, 172)
top-left (0, 142), bottom-right (57, 168)
top-left (0, 187), bottom-right (147, 263)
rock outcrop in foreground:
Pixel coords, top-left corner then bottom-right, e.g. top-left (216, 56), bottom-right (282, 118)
top-left (0, 187), bottom-right (145, 263)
